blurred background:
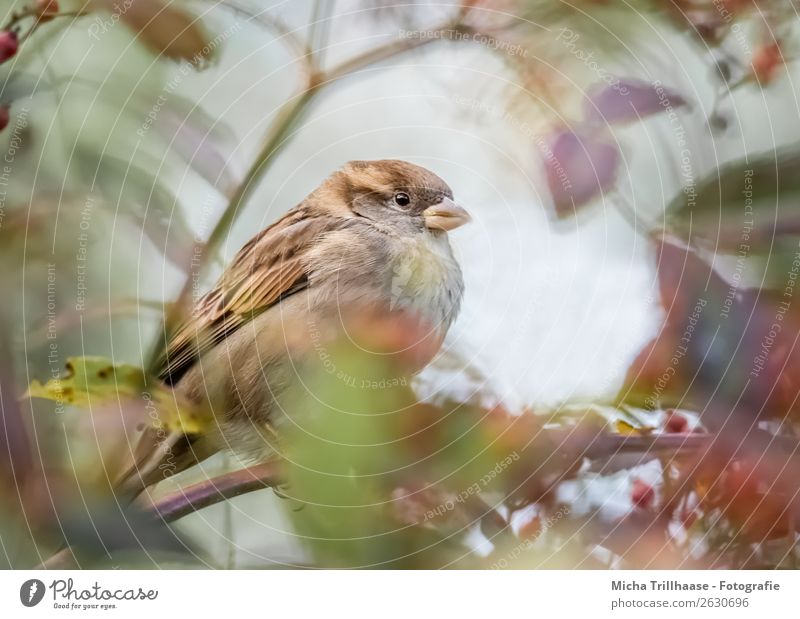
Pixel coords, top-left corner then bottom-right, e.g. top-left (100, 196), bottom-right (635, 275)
top-left (2, 0), bottom-right (800, 569)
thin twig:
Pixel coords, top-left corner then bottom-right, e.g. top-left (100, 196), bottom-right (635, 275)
top-left (37, 462), bottom-right (282, 569)
top-left (38, 546), bottom-right (78, 570)
top-left (4, 9), bottom-right (91, 46)
top-left (585, 433), bottom-right (712, 459)
top-left (308, 0), bottom-right (336, 70)
top-left (148, 461), bottom-right (283, 522)
top-left (326, 23), bottom-right (470, 82)
top-left (307, 0), bottom-right (325, 58)
top-left (211, 0), bottom-right (310, 62)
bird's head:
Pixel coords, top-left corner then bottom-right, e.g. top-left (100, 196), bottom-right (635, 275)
top-left (319, 159), bottom-right (471, 233)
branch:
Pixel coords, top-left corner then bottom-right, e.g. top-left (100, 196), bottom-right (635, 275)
top-left (148, 461), bottom-right (283, 523)
top-left (585, 433), bottom-right (712, 458)
top-left (150, 435), bottom-right (713, 523)
top-left (327, 24), bottom-right (477, 83)
top-left (3, 7), bottom-right (91, 46)
top-left (37, 462), bottom-right (282, 570)
top-left (307, 0), bottom-right (337, 71)
top-left (37, 547), bottom-right (78, 570)
top-left (34, 431), bottom-right (732, 569)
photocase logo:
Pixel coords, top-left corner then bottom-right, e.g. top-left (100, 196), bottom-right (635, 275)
top-left (20, 579), bottom-right (45, 607)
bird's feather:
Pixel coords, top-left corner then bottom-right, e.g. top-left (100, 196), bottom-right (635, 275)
top-left (157, 209), bottom-right (349, 384)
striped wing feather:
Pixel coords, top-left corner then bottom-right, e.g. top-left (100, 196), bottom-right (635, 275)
top-left (157, 209), bottom-right (342, 384)
top-left (118, 209), bottom-right (347, 494)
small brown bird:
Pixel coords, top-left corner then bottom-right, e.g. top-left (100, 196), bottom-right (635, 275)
top-left (121, 160), bottom-right (470, 492)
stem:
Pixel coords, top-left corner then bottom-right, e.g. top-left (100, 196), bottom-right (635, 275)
top-left (307, 0), bottom-right (325, 57)
top-left (326, 24), bottom-right (468, 82)
top-left (308, 0), bottom-right (336, 71)
top-left (150, 435), bottom-right (711, 524)
top-left (148, 462), bottom-right (282, 522)
top-left (37, 462), bottom-right (282, 569)
top-left (35, 429), bottom-right (718, 569)
top-left (4, 9), bottom-right (90, 46)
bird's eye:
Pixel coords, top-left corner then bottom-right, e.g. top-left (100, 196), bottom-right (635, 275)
top-left (393, 192), bottom-right (411, 207)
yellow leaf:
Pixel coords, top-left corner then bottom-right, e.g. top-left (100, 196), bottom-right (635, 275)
top-left (24, 356), bottom-right (210, 434)
top-left (93, 0), bottom-right (216, 64)
top-left (614, 419), bottom-right (652, 436)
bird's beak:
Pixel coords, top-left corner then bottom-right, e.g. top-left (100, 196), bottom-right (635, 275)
top-left (422, 197), bottom-right (471, 232)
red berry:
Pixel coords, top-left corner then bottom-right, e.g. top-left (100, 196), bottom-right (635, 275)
top-left (0, 31), bottom-right (18, 64)
top-left (631, 479), bottom-right (655, 509)
top-left (664, 410), bottom-right (689, 433)
top-left (518, 516), bottom-right (542, 541)
top-left (0, 107), bottom-right (9, 132)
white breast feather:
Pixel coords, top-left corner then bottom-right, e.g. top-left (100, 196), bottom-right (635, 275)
top-left (389, 232), bottom-right (463, 330)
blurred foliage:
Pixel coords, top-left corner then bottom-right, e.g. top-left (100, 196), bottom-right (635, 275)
top-left (24, 355), bottom-right (210, 432)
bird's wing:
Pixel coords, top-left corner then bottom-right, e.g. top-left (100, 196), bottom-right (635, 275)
top-left (156, 209), bottom-right (346, 384)
top-left (117, 210), bottom-right (349, 497)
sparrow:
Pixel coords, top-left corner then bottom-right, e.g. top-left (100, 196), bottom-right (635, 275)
top-left (119, 159), bottom-right (470, 493)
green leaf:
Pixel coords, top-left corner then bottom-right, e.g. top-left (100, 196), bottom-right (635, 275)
top-left (24, 356), bottom-right (210, 433)
top-left (78, 151), bottom-right (196, 271)
top-left (667, 146), bottom-right (800, 250)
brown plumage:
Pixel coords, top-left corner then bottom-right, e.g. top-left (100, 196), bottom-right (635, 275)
top-left (119, 160), bottom-right (470, 493)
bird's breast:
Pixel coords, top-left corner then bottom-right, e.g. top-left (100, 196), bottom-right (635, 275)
top-left (305, 227), bottom-right (464, 333)
top-left (385, 232), bottom-right (464, 331)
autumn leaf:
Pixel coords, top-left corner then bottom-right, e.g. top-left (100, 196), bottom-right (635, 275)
top-left (92, 0), bottom-right (215, 64)
top-left (24, 356), bottom-right (210, 433)
top-left (542, 126), bottom-right (620, 218)
top-left (666, 145), bottom-right (800, 249)
top-left (584, 78), bottom-right (688, 126)
top-left (664, 145), bottom-right (800, 289)
top-left (614, 419), bottom-right (651, 436)
top-left (618, 237), bottom-right (800, 425)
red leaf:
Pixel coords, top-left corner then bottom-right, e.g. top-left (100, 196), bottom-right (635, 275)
top-left (620, 236), bottom-right (800, 423)
top-left (584, 79), bottom-right (687, 125)
top-left (751, 42), bottom-right (783, 84)
top-left (543, 127), bottom-right (620, 218)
